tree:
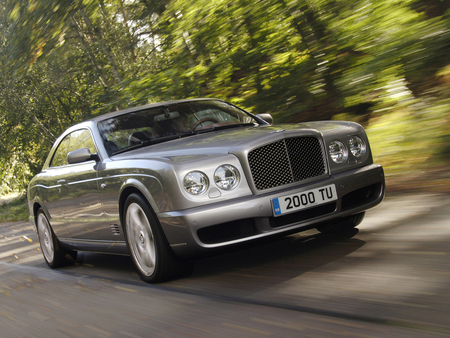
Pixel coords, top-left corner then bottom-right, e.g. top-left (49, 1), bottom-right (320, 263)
top-left (1, 0), bottom-right (449, 193)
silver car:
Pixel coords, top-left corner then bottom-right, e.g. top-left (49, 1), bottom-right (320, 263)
top-left (27, 98), bottom-right (385, 282)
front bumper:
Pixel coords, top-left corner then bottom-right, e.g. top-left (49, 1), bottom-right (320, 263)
top-left (158, 163), bottom-right (385, 258)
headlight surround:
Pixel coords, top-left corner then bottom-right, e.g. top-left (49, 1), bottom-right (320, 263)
top-left (349, 136), bottom-right (366, 158)
top-left (329, 140), bottom-right (348, 164)
top-left (214, 165), bottom-right (240, 190)
top-left (184, 171), bottom-right (209, 195)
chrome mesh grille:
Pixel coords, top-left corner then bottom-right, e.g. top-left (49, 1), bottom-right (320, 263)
top-left (248, 137), bottom-right (326, 190)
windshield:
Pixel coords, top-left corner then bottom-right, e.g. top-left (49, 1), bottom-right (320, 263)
top-left (97, 100), bottom-right (258, 156)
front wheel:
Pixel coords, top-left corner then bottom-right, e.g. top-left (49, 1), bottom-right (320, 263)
top-left (124, 193), bottom-right (188, 283)
top-left (36, 209), bottom-right (77, 268)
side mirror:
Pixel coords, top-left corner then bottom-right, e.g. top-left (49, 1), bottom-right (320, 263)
top-left (68, 147), bottom-right (100, 164)
top-left (255, 113), bottom-right (273, 125)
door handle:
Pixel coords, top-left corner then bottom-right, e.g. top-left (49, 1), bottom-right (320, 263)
top-left (57, 179), bottom-right (66, 184)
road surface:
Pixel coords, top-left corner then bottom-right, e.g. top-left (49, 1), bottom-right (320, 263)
top-left (1, 193), bottom-right (449, 337)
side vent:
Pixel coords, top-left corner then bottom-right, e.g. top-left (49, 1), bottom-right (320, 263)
top-left (110, 224), bottom-right (121, 236)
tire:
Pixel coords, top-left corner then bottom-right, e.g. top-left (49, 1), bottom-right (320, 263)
top-left (317, 212), bottom-right (365, 234)
top-left (124, 193), bottom-right (188, 283)
top-left (36, 209), bottom-right (77, 268)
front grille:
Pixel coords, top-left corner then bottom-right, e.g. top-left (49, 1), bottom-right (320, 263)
top-left (269, 202), bottom-right (336, 228)
top-left (248, 137), bottom-right (326, 190)
top-left (197, 219), bottom-right (257, 244)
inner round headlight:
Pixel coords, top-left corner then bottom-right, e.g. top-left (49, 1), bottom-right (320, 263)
top-left (349, 136), bottom-right (366, 158)
top-left (184, 171), bottom-right (209, 195)
top-left (214, 165), bottom-right (240, 190)
top-left (329, 140), bottom-right (348, 164)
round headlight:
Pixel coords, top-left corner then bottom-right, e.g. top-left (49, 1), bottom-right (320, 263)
top-left (184, 171), bottom-right (209, 195)
top-left (214, 165), bottom-right (240, 190)
top-left (329, 140), bottom-right (348, 164)
top-left (349, 136), bottom-right (366, 158)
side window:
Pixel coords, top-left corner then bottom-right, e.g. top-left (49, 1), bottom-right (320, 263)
top-left (50, 135), bottom-right (70, 167)
top-left (68, 129), bottom-right (96, 155)
top-left (49, 129), bottom-right (96, 167)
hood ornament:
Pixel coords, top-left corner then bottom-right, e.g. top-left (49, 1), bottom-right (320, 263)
top-left (269, 129), bottom-right (286, 133)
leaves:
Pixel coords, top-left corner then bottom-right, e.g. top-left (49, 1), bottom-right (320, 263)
top-left (0, 0), bottom-right (449, 192)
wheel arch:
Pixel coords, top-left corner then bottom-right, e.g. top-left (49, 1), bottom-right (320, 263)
top-left (118, 179), bottom-right (160, 232)
top-left (26, 201), bottom-right (42, 235)
top-left (31, 201), bottom-right (45, 230)
top-left (119, 187), bottom-right (187, 282)
top-left (34, 204), bottom-right (63, 251)
top-left (33, 202), bottom-right (42, 217)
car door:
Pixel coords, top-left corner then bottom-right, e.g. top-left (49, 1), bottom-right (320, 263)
top-left (40, 134), bottom-right (71, 238)
top-left (60, 129), bottom-right (110, 240)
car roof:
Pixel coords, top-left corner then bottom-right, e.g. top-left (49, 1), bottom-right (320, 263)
top-left (86, 98), bottom-right (219, 124)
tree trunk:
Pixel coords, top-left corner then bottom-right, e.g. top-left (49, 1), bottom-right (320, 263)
top-left (276, 0), bottom-right (344, 120)
top-left (117, 0), bottom-right (137, 62)
top-left (79, 9), bottom-right (123, 84)
top-left (72, 16), bottom-right (109, 89)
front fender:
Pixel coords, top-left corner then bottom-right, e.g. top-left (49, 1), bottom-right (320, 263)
top-left (119, 177), bottom-right (162, 213)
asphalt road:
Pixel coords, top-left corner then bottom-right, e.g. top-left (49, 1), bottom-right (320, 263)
top-left (1, 193), bottom-right (450, 337)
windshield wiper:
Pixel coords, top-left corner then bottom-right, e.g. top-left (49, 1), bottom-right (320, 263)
top-left (193, 123), bottom-right (255, 134)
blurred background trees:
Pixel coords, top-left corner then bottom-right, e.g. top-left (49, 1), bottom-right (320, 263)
top-left (1, 0), bottom-right (449, 193)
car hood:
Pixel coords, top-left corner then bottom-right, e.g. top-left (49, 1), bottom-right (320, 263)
top-left (111, 121), bottom-right (353, 163)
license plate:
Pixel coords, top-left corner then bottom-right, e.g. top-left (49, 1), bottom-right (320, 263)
top-left (272, 184), bottom-right (337, 216)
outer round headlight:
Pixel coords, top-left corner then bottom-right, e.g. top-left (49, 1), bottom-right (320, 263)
top-left (349, 136), bottom-right (366, 158)
top-left (214, 165), bottom-right (240, 190)
top-left (184, 171), bottom-right (209, 195)
top-left (329, 140), bottom-right (348, 164)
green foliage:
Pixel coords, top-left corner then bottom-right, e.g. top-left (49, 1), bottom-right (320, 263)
top-left (0, 0), bottom-right (449, 192)
top-left (0, 195), bottom-right (29, 222)
top-left (6, 0), bottom-right (77, 71)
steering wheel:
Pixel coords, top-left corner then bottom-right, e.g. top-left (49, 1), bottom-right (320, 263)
top-left (191, 117), bottom-right (219, 131)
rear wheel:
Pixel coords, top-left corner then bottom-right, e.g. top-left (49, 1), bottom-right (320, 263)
top-left (36, 209), bottom-right (77, 268)
top-left (124, 193), bottom-right (188, 283)
top-left (317, 212), bottom-right (365, 234)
